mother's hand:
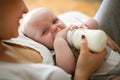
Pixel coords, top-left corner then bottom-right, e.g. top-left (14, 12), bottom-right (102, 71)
top-left (74, 35), bottom-right (107, 80)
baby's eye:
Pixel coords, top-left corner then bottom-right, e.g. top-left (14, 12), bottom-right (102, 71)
top-left (42, 29), bottom-right (48, 35)
top-left (53, 19), bottom-right (58, 24)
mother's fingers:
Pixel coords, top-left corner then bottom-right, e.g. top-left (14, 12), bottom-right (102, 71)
top-left (80, 35), bottom-right (89, 54)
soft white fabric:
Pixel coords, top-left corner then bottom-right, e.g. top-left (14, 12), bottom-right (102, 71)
top-left (0, 62), bottom-right (71, 80)
top-left (58, 11), bottom-right (88, 24)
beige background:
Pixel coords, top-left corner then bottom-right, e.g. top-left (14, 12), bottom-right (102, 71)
top-left (24, 0), bottom-right (102, 17)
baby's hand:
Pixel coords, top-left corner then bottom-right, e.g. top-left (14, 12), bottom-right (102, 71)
top-left (69, 24), bottom-right (87, 31)
top-left (69, 25), bottom-right (78, 31)
top-left (107, 35), bottom-right (120, 53)
top-left (55, 27), bottom-right (69, 40)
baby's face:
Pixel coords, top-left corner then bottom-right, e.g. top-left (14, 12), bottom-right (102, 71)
top-left (34, 10), bottom-right (67, 49)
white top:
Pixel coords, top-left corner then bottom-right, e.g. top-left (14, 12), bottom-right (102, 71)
top-left (0, 62), bottom-right (71, 80)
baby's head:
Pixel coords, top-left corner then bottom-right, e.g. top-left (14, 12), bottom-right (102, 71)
top-left (20, 7), bottom-right (66, 49)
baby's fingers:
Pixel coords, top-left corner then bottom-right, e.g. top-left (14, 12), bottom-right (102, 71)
top-left (69, 25), bottom-right (78, 31)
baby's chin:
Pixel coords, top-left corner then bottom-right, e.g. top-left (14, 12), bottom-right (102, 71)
top-left (48, 47), bottom-right (54, 50)
top-left (47, 45), bottom-right (54, 50)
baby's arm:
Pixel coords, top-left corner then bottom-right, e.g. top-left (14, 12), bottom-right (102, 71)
top-left (54, 28), bottom-right (76, 74)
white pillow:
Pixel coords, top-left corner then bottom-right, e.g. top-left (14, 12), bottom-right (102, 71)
top-left (58, 11), bottom-right (89, 25)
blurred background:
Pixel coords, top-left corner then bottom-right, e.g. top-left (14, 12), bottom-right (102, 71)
top-left (24, 0), bottom-right (102, 17)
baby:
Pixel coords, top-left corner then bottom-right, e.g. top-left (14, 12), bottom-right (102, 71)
top-left (20, 7), bottom-right (120, 76)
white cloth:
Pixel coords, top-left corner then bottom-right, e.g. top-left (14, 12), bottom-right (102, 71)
top-left (0, 62), bottom-right (71, 80)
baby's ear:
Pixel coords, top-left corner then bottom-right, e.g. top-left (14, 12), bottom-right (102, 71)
top-left (107, 35), bottom-right (120, 53)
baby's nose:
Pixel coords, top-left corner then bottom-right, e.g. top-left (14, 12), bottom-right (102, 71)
top-left (51, 25), bottom-right (59, 33)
